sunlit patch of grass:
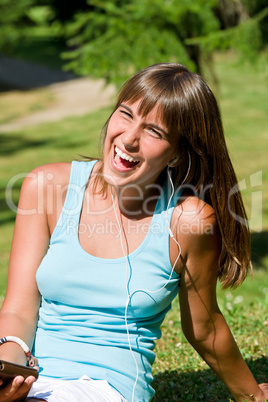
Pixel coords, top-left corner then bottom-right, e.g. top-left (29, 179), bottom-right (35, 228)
top-left (0, 88), bottom-right (55, 124)
top-left (152, 294), bottom-right (268, 401)
top-left (214, 51), bottom-right (268, 230)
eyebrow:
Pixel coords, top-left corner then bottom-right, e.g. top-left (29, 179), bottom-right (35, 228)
top-left (119, 103), bottom-right (169, 137)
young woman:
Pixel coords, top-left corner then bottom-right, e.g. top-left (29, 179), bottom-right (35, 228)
top-left (0, 63), bottom-right (267, 402)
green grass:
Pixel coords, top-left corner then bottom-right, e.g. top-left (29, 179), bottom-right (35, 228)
top-left (152, 268), bottom-right (268, 400)
top-left (0, 88), bottom-right (55, 125)
top-left (153, 296), bottom-right (268, 401)
top-left (213, 52), bottom-right (268, 232)
top-left (0, 51), bottom-right (267, 400)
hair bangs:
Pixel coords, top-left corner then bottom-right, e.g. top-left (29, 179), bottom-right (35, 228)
top-left (117, 76), bottom-right (185, 143)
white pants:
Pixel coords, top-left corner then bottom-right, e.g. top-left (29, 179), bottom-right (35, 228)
top-left (26, 375), bottom-right (127, 402)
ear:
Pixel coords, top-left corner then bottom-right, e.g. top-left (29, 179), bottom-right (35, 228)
top-left (168, 156), bottom-right (180, 167)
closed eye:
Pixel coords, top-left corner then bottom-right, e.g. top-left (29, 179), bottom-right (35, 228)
top-left (120, 109), bottom-right (132, 118)
top-left (148, 127), bottom-right (163, 138)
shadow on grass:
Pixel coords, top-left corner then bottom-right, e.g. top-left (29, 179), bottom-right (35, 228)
top-left (0, 131), bottom-right (95, 154)
top-left (251, 231), bottom-right (268, 270)
top-left (152, 356), bottom-right (268, 401)
top-left (0, 133), bottom-right (50, 156)
top-left (0, 182), bottom-right (19, 226)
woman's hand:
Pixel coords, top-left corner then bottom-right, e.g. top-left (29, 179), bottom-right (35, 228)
top-left (0, 374), bottom-right (36, 401)
top-left (0, 364), bottom-right (39, 402)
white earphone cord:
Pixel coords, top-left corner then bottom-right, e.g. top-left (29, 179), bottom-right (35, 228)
top-left (110, 189), bottom-right (139, 401)
top-left (111, 169), bottom-right (182, 402)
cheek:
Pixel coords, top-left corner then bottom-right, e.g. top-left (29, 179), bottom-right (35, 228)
top-left (103, 123), bottom-right (116, 150)
top-left (103, 136), bottom-right (113, 162)
top-left (107, 115), bottom-right (126, 137)
top-left (143, 139), bottom-right (173, 163)
top-left (103, 135), bottom-right (109, 152)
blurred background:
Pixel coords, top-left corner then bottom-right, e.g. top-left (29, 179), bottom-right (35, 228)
top-left (0, 0), bottom-right (268, 308)
top-left (0, 1), bottom-right (267, 399)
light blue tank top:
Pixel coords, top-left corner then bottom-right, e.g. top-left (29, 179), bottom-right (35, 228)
top-left (33, 160), bottom-right (181, 402)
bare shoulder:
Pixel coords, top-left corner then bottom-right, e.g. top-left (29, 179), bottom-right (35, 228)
top-left (18, 163), bottom-right (70, 202)
top-left (19, 163), bottom-right (72, 233)
top-left (172, 195), bottom-right (220, 263)
top-left (174, 195), bottom-right (217, 236)
top-left (173, 195), bottom-right (221, 283)
top-left (25, 162), bottom-right (72, 188)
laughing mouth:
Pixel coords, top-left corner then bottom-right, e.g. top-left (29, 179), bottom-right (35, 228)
top-left (114, 146), bottom-right (140, 168)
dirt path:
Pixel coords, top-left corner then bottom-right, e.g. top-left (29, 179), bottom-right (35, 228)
top-left (0, 77), bottom-right (115, 133)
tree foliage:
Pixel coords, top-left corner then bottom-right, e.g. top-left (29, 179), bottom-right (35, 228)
top-left (0, 0), bottom-right (37, 52)
top-left (186, 1), bottom-right (268, 65)
top-left (60, 0), bottom-right (268, 85)
top-left (61, 0), bottom-right (220, 85)
top-left (1, 0), bottom-right (267, 85)
top-left (47, 0), bottom-right (90, 22)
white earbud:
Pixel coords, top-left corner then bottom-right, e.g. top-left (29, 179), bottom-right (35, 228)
top-left (168, 156), bottom-right (180, 167)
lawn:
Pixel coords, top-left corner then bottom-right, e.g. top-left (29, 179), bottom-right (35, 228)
top-left (0, 51), bottom-right (267, 400)
top-left (153, 293), bottom-right (267, 401)
top-left (0, 88), bottom-right (55, 125)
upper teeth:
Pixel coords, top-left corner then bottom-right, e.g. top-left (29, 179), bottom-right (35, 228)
top-left (115, 146), bottom-right (139, 163)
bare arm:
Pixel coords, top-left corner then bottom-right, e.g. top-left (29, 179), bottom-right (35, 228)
top-left (175, 200), bottom-right (266, 402)
top-left (0, 167), bottom-right (51, 400)
top-left (0, 164), bottom-right (70, 401)
top-left (0, 167), bottom-right (50, 364)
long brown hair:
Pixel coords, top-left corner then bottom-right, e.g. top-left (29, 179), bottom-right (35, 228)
top-left (93, 63), bottom-right (251, 288)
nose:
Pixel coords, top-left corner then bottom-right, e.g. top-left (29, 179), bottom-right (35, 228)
top-left (121, 125), bottom-right (140, 152)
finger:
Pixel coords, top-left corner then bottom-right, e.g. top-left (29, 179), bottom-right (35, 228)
top-left (0, 376), bottom-right (24, 401)
top-left (24, 375), bottom-right (37, 385)
top-left (2, 375), bottom-right (35, 401)
top-left (9, 375), bottom-right (25, 393)
top-left (0, 375), bottom-right (36, 402)
top-left (259, 383), bottom-right (268, 389)
top-left (258, 383), bottom-right (268, 398)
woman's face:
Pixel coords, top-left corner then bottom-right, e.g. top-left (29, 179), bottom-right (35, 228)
top-left (102, 100), bottom-right (177, 194)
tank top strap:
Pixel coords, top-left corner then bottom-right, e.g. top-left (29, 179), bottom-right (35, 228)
top-left (51, 160), bottom-right (97, 242)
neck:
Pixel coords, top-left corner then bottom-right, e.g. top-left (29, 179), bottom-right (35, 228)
top-left (110, 184), bottom-right (161, 220)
